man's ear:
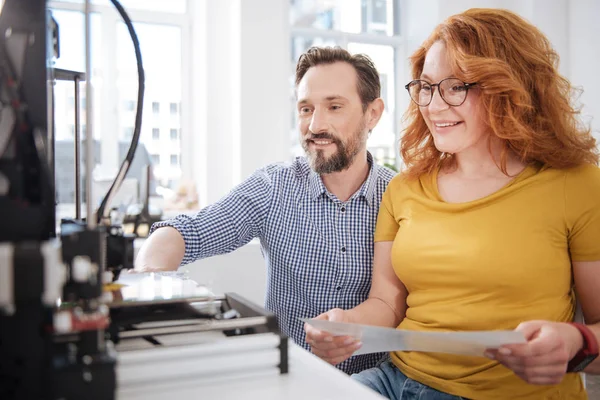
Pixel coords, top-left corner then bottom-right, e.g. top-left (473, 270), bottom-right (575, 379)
top-left (366, 98), bottom-right (385, 131)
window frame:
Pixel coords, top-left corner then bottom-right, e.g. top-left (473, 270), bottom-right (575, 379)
top-left (48, 0), bottom-right (192, 189)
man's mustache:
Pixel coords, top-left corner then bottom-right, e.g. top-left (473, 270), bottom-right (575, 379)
top-left (305, 133), bottom-right (338, 142)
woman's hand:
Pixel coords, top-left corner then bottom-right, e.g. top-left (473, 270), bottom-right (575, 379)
top-left (304, 308), bottom-right (362, 365)
top-left (485, 320), bottom-right (584, 385)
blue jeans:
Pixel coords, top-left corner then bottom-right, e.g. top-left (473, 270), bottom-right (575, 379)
top-left (352, 361), bottom-right (466, 400)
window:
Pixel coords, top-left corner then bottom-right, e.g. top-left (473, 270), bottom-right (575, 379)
top-left (123, 127), bottom-right (134, 140)
top-left (123, 100), bottom-right (135, 111)
top-left (290, 0), bottom-right (396, 36)
top-left (49, 2), bottom-right (188, 219)
top-left (170, 154), bottom-right (179, 166)
top-left (50, 9), bottom-right (103, 212)
top-left (362, 0), bottom-right (391, 35)
top-left (170, 102), bottom-right (178, 115)
top-left (289, 0), bottom-right (402, 168)
top-left (55, 0), bottom-right (187, 14)
top-left (170, 128), bottom-right (178, 140)
top-left (117, 21), bottom-right (183, 190)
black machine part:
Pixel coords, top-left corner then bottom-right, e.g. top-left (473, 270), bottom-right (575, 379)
top-left (0, 0), bottom-right (143, 398)
top-left (0, 0), bottom-right (55, 242)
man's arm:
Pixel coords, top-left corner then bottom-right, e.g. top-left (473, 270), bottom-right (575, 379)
top-left (134, 167), bottom-right (275, 272)
top-left (134, 226), bottom-right (185, 272)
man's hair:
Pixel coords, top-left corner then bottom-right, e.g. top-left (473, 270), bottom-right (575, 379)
top-left (295, 46), bottom-right (381, 111)
top-left (401, 8), bottom-right (598, 179)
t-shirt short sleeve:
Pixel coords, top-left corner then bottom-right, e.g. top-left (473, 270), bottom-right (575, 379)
top-left (565, 164), bottom-right (600, 261)
top-left (374, 179), bottom-right (401, 242)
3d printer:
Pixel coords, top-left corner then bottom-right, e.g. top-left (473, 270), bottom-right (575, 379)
top-left (0, 1), bottom-right (287, 399)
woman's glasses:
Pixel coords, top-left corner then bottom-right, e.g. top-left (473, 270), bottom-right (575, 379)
top-left (405, 78), bottom-right (477, 107)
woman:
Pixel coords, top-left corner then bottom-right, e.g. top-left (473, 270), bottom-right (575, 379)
top-left (305, 8), bottom-right (600, 400)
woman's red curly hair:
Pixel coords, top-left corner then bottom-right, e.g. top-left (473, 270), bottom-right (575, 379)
top-left (400, 8), bottom-right (598, 179)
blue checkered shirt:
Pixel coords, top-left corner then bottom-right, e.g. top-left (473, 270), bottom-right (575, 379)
top-left (151, 153), bottom-right (395, 374)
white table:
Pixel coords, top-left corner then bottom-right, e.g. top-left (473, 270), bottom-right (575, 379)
top-left (117, 340), bottom-right (386, 400)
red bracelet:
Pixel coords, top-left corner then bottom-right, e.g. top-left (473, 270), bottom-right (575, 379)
top-left (566, 322), bottom-right (598, 373)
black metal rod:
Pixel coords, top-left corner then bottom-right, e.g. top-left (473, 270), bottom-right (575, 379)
top-left (84, 0), bottom-right (95, 228)
top-left (74, 76), bottom-right (81, 220)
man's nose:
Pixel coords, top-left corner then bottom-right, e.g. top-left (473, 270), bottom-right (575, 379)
top-left (308, 109), bottom-right (328, 134)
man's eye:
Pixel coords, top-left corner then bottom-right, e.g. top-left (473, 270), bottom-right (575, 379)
top-left (300, 107), bottom-right (311, 113)
top-left (331, 105), bottom-right (341, 110)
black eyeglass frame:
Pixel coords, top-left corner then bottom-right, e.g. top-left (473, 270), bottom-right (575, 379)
top-left (404, 78), bottom-right (477, 107)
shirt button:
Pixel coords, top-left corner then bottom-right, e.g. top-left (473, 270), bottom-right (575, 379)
top-left (336, 285), bottom-right (342, 291)
top-left (341, 246), bottom-right (346, 253)
top-left (340, 207), bottom-right (346, 213)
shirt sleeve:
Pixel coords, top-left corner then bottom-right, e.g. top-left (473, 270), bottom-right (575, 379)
top-left (150, 167), bottom-right (274, 265)
top-left (565, 164), bottom-right (600, 261)
top-left (374, 179), bottom-right (400, 242)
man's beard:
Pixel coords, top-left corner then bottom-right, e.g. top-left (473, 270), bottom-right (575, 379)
top-left (302, 120), bottom-right (368, 174)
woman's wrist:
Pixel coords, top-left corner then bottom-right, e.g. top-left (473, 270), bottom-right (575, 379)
top-left (565, 322), bottom-right (585, 360)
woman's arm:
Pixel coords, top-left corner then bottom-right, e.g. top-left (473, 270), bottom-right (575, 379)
top-left (490, 259), bottom-right (600, 384)
top-left (573, 259), bottom-right (600, 374)
top-left (345, 241), bottom-right (408, 327)
top-left (304, 241), bottom-right (408, 365)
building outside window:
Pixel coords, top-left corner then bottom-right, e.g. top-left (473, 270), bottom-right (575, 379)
top-left (123, 126), bottom-right (134, 140)
top-left (123, 100), bottom-right (135, 111)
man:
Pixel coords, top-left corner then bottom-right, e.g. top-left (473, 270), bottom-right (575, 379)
top-left (135, 46), bottom-right (395, 374)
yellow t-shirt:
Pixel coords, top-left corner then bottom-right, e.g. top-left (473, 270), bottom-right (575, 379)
top-left (374, 163), bottom-right (600, 400)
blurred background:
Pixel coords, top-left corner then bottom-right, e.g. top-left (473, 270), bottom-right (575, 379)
top-left (3, 0), bottom-right (599, 332)
top-left (4, 0), bottom-right (595, 221)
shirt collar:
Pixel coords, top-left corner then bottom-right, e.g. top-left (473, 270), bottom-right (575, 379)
top-left (308, 151), bottom-right (379, 206)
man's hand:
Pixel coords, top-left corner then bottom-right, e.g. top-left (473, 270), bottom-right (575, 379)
top-left (134, 226), bottom-right (185, 272)
top-left (304, 308), bottom-right (362, 365)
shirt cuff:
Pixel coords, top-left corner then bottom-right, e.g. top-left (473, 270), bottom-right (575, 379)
top-left (149, 217), bottom-right (195, 265)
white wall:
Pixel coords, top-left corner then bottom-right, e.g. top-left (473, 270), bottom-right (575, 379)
top-left (186, 0), bottom-right (290, 206)
top-left (186, 241), bottom-right (266, 306)
top-left (185, 0), bottom-right (600, 306)
top-left (569, 0), bottom-right (600, 138)
top-left (182, 0), bottom-right (290, 306)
